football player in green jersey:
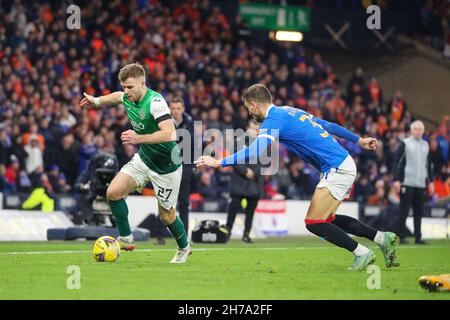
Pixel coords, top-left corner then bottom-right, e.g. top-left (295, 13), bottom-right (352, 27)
top-left (80, 63), bottom-right (191, 263)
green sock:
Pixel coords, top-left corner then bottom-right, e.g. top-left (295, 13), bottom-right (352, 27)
top-left (167, 216), bottom-right (189, 249)
top-left (109, 199), bottom-right (132, 237)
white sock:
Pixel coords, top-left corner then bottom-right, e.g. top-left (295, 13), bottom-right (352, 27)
top-left (121, 234), bottom-right (134, 242)
top-left (373, 231), bottom-right (384, 246)
top-left (353, 244), bottom-right (370, 256)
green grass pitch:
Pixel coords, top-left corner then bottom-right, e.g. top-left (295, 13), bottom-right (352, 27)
top-left (0, 237), bottom-right (449, 300)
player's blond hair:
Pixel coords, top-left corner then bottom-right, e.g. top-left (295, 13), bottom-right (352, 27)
top-left (118, 63), bottom-right (146, 82)
top-left (242, 84), bottom-right (273, 104)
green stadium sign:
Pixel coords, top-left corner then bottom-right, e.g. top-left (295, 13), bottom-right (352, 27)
top-left (239, 3), bottom-right (310, 32)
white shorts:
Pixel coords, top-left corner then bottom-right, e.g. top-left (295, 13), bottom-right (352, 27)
top-left (120, 153), bottom-right (182, 210)
top-left (317, 155), bottom-right (357, 201)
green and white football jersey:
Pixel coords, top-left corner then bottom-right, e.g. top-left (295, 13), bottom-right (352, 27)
top-left (122, 88), bottom-right (181, 175)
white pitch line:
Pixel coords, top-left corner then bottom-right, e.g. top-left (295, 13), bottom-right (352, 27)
top-left (0, 245), bottom-right (446, 256)
top-left (0, 250), bottom-right (88, 255)
top-left (0, 247), bottom-right (318, 255)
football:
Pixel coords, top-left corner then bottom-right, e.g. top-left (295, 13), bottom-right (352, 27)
top-left (92, 236), bottom-right (121, 262)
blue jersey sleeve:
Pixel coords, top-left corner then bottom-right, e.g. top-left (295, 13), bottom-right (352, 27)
top-left (311, 116), bottom-right (360, 144)
top-left (220, 114), bottom-right (281, 167)
top-left (219, 135), bottom-right (273, 167)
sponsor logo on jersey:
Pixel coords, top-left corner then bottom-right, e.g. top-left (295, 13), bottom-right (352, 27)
top-left (131, 120), bottom-right (145, 131)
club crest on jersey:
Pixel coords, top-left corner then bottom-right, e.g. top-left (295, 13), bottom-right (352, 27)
top-left (139, 109), bottom-right (146, 120)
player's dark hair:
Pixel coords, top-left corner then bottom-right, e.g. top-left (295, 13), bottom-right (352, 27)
top-left (242, 84), bottom-right (273, 104)
top-left (118, 63), bottom-right (145, 82)
top-left (171, 96), bottom-right (185, 107)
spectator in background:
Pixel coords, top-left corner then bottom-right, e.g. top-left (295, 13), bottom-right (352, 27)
top-left (274, 160), bottom-right (291, 197)
top-left (436, 116), bottom-right (449, 163)
top-left (394, 120), bottom-right (434, 245)
top-left (347, 67), bottom-right (365, 99)
top-left (324, 88), bottom-right (346, 124)
top-left (47, 165), bottom-right (71, 194)
top-left (433, 164), bottom-right (450, 200)
top-left (21, 167), bottom-right (54, 212)
top-left (0, 166), bottom-right (4, 192)
top-left (429, 136), bottom-right (444, 177)
top-left (221, 109), bottom-right (234, 131)
top-left (0, 126), bottom-right (8, 189)
top-left (0, 126), bottom-right (8, 168)
top-left (197, 171), bottom-right (217, 200)
top-left (384, 137), bottom-right (400, 174)
top-left (4, 155), bottom-right (20, 192)
top-left (55, 173), bottom-right (71, 194)
top-left (371, 180), bottom-right (402, 233)
top-left (367, 76), bottom-right (383, 104)
top-left (233, 105), bottom-right (250, 131)
top-left (263, 175), bottom-right (285, 200)
top-left (354, 174), bottom-right (374, 219)
top-left (79, 131), bottom-right (96, 173)
top-left (388, 91), bottom-right (408, 123)
top-left (215, 166), bottom-right (232, 208)
top-left (22, 124), bottom-right (45, 152)
top-left (225, 119), bottom-right (264, 243)
top-left (206, 107), bottom-right (222, 130)
top-left (59, 105), bottom-right (77, 130)
top-left (288, 160), bottom-right (314, 200)
top-left (170, 96), bottom-right (195, 234)
top-left (52, 133), bottom-right (80, 187)
top-left (385, 181), bottom-right (402, 231)
top-left (367, 180), bottom-right (387, 206)
top-left (24, 135), bottom-right (43, 174)
top-left (17, 170), bottom-right (32, 193)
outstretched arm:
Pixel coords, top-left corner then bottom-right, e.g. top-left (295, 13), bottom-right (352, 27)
top-left (313, 117), bottom-right (378, 150)
top-left (195, 135), bottom-right (272, 169)
top-left (80, 92), bottom-right (124, 108)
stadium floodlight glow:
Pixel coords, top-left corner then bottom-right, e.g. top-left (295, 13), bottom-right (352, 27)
top-left (271, 31), bottom-right (303, 42)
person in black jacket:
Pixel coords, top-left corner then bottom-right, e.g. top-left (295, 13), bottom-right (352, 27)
top-left (226, 119), bottom-right (264, 243)
top-left (169, 97), bottom-right (195, 235)
top-left (52, 133), bottom-right (80, 187)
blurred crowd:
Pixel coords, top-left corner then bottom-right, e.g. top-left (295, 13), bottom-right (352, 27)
top-left (0, 0), bottom-right (449, 211)
top-left (404, 0), bottom-right (450, 53)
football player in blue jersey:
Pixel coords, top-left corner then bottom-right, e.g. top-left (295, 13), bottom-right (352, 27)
top-left (195, 84), bottom-right (399, 270)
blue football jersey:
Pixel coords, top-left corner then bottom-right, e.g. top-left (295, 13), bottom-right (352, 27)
top-left (258, 105), bottom-right (350, 173)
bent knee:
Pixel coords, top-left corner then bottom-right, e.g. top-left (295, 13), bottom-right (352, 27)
top-left (159, 207), bottom-right (176, 225)
top-left (106, 187), bottom-right (124, 201)
top-left (304, 215), bottom-right (335, 227)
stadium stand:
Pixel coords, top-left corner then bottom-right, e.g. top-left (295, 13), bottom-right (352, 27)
top-left (0, 0), bottom-right (448, 225)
